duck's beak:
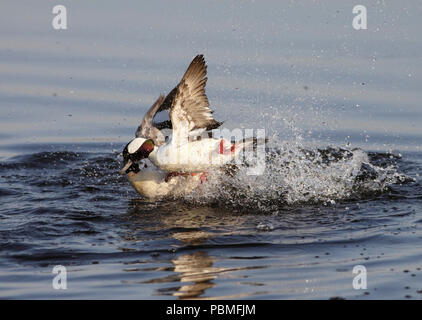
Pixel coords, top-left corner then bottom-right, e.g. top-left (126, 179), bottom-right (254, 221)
top-left (119, 159), bottom-right (133, 175)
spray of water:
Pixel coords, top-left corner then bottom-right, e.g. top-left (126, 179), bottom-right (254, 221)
top-left (182, 136), bottom-right (410, 212)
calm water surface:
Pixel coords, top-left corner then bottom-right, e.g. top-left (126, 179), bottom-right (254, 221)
top-left (0, 1), bottom-right (421, 299)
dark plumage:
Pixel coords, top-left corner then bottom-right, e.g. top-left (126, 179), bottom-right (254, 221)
top-left (170, 55), bottom-right (222, 133)
top-left (135, 55), bottom-right (222, 146)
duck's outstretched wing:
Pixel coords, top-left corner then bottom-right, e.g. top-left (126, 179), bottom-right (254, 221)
top-left (152, 87), bottom-right (176, 130)
top-left (169, 55), bottom-right (222, 142)
top-left (135, 95), bottom-right (170, 146)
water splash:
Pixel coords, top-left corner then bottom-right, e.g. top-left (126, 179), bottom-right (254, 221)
top-left (183, 140), bottom-right (412, 212)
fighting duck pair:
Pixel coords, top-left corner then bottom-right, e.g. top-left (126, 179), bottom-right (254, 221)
top-left (120, 55), bottom-right (261, 199)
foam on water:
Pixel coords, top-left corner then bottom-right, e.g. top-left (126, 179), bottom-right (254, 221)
top-left (183, 139), bottom-right (411, 211)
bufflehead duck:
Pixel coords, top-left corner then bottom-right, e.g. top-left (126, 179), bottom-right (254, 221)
top-left (131, 55), bottom-right (258, 173)
top-left (120, 81), bottom-right (216, 199)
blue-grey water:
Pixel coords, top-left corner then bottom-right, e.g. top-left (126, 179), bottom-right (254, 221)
top-left (0, 1), bottom-right (421, 299)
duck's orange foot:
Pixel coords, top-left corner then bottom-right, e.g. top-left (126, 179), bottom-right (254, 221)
top-left (218, 139), bottom-right (236, 155)
top-left (189, 172), bottom-right (208, 183)
top-left (199, 172), bottom-right (208, 184)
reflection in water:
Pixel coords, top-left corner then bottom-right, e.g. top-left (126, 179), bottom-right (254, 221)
top-left (167, 232), bottom-right (260, 299)
top-left (157, 226), bottom-right (238, 299)
top-left (123, 203), bottom-right (255, 299)
top-left (171, 251), bottom-right (216, 299)
top-left (166, 226), bottom-right (218, 299)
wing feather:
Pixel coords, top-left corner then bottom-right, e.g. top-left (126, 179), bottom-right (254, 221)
top-left (136, 55), bottom-right (221, 147)
top-left (135, 95), bottom-right (169, 146)
top-left (170, 55), bottom-right (221, 139)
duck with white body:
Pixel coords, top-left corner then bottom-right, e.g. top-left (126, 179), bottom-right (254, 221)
top-left (120, 54), bottom-right (264, 199)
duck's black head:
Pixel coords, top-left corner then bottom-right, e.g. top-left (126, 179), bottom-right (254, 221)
top-left (120, 138), bottom-right (154, 174)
